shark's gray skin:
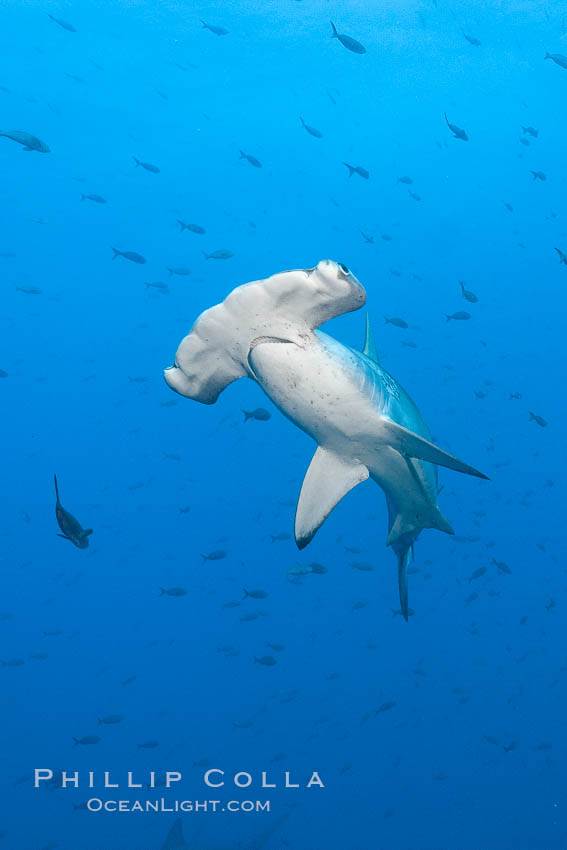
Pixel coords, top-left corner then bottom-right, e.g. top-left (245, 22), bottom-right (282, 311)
top-left (164, 260), bottom-right (487, 618)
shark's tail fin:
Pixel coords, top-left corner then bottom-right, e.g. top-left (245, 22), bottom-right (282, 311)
top-left (54, 474), bottom-right (60, 503)
top-left (133, 156), bottom-right (140, 166)
top-left (330, 21), bottom-right (338, 38)
top-left (111, 247), bottom-right (121, 260)
top-left (343, 162), bottom-right (355, 176)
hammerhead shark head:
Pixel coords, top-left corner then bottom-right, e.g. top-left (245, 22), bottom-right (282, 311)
top-left (164, 260), bottom-right (487, 618)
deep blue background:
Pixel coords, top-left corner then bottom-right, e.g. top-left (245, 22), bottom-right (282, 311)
top-left (1, 1), bottom-right (565, 848)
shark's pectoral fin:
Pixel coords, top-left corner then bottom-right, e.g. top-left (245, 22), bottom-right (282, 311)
top-left (295, 447), bottom-right (369, 548)
top-left (381, 419), bottom-right (488, 480)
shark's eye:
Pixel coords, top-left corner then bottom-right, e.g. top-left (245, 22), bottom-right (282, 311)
top-left (338, 263), bottom-right (350, 275)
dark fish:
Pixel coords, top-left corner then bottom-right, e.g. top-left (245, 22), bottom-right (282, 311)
top-left (545, 51), bottom-right (567, 69)
top-left (240, 150), bottom-right (262, 168)
top-left (242, 407), bottom-right (271, 422)
top-left (492, 559), bottom-right (512, 575)
top-left (384, 316), bottom-right (408, 329)
top-left (508, 392), bottom-right (522, 400)
top-left (201, 549), bottom-right (227, 562)
top-left (160, 587), bottom-right (187, 596)
top-left (409, 191), bottom-right (421, 201)
top-left (0, 370), bottom-right (7, 378)
top-left (0, 130), bottom-right (50, 152)
top-left (376, 700), bottom-right (396, 714)
top-left (397, 175), bottom-right (413, 184)
top-left (519, 138), bottom-right (530, 147)
top-left (16, 286), bottom-right (42, 294)
top-left (111, 248), bottom-right (146, 264)
top-left (177, 220), bottom-right (206, 234)
top-left (444, 113), bottom-right (468, 141)
top-left (462, 31), bottom-right (481, 46)
top-left (133, 156), bottom-right (160, 173)
top-left (167, 266), bottom-right (191, 276)
top-left (360, 232), bottom-right (374, 243)
top-left (530, 170), bottom-right (546, 181)
top-left (555, 247), bottom-right (567, 265)
top-left (344, 162), bottom-right (369, 179)
top-left (459, 281), bottom-right (478, 302)
top-left (445, 311), bottom-right (471, 321)
top-left (81, 193), bottom-right (106, 204)
top-left (73, 736), bottom-right (100, 745)
top-left (138, 740), bottom-right (159, 749)
top-left (98, 714), bottom-right (123, 725)
top-left (254, 655), bottom-right (277, 666)
top-left (330, 21), bottom-right (366, 54)
top-left (145, 281), bottom-right (169, 292)
top-left (529, 412), bottom-right (547, 427)
top-left (47, 13), bottom-right (76, 32)
top-left (270, 533), bottom-right (290, 542)
top-left (202, 249), bottom-right (233, 260)
top-left (468, 567), bottom-right (487, 582)
top-left (522, 126), bottom-right (538, 137)
top-left (503, 202), bottom-right (513, 212)
top-left (243, 588), bottom-right (269, 599)
top-left (54, 475), bottom-right (93, 550)
top-left (300, 117), bottom-right (323, 138)
top-left (201, 20), bottom-right (229, 36)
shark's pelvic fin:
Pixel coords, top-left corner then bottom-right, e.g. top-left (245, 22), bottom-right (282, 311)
top-left (386, 505), bottom-right (454, 546)
top-left (362, 313), bottom-right (379, 363)
top-left (381, 419), bottom-right (488, 480)
top-left (295, 446), bottom-right (369, 548)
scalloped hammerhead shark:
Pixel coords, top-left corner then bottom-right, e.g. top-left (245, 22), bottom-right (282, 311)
top-left (164, 260), bottom-right (488, 619)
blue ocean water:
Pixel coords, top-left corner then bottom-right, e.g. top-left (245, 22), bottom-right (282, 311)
top-left (1, 1), bottom-right (566, 848)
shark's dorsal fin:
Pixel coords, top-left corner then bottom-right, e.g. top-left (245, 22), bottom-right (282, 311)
top-left (381, 419), bottom-right (489, 479)
top-left (295, 447), bottom-right (369, 548)
top-left (362, 313), bottom-right (379, 362)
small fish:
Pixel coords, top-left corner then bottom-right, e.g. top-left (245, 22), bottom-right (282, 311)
top-left (330, 21), bottom-right (366, 54)
top-left (300, 117), bottom-right (323, 138)
top-left (343, 162), bottom-right (369, 179)
top-left (242, 408), bottom-right (271, 422)
top-left (16, 286), bottom-right (42, 294)
top-left (492, 559), bottom-right (512, 575)
top-left (202, 249), bottom-right (234, 260)
top-left (270, 533), bottom-right (290, 542)
top-left (376, 700), bottom-right (396, 714)
top-left (459, 281), bottom-right (478, 302)
top-left (254, 655), bottom-right (277, 666)
top-left (397, 175), bottom-right (413, 184)
top-left (360, 232), bottom-right (374, 243)
top-left (287, 564), bottom-right (312, 576)
top-left (98, 714), bottom-right (123, 725)
top-left (352, 562), bottom-right (374, 571)
top-left (54, 475), bottom-right (93, 550)
top-left (133, 157), bottom-right (160, 173)
top-left (468, 567), bottom-right (487, 582)
top-left (243, 588), bottom-right (269, 599)
top-left (81, 193), bottom-right (106, 204)
top-left (160, 587), bottom-right (187, 596)
top-left (177, 220), bottom-right (206, 234)
top-left (509, 392), bottom-right (522, 400)
top-left (201, 549), bottom-right (227, 562)
top-left (145, 281), bottom-right (169, 292)
top-left (545, 51), bottom-right (567, 69)
top-left (168, 266), bottom-right (191, 276)
top-left (384, 316), bottom-right (408, 329)
top-left (462, 31), bottom-right (481, 46)
top-left (409, 191), bottom-right (421, 201)
top-left (445, 311), bottom-right (471, 322)
top-left (138, 740), bottom-right (159, 749)
top-left (240, 612), bottom-right (260, 622)
top-left (47, 13), bottom-right (76, 32)
top-left (522, 126), bottom-right (538, 138)
top-left (554, 247), bottom-right (567, 265)
top-left (503, 202), bottom-right (513, 212)
top-left (240, 150), bottom-right (262, 168)
top-left (529, 412), bottom-right (547, 427)
top-left (201, 20), bottom-right (229, 36)
top-left (73, 736), bottom-right (100, 746)
top-left (444, 113), bottom-right (468, 141)
top-left (530, 170), bottom-right (546, 181)
top-left (111, 248), bottom-right (146, 264)
top-left (0, 130), bottom-right (50, 152)
top-left (266, 642), bottom-right (285, 651)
